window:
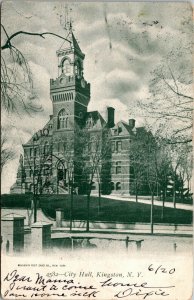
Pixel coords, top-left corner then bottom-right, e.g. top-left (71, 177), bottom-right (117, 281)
top-left (116, 161), bottom-right (121, 174)
top-left (114, 127), bottom-right (122, 135)
top-left (86, 116), bottom-right (94, 128)
top-left (30, 184), bottom-right (33, 192)
top-left (75, 60), bottom-right (82, 78)
top-left (63, 142), bottom-right (67, 152)
top-left (118, 127), bottom-right (122, 134)
top-left (43, 164), bottom-right (50, 176)
top-left (30, 148), bottom-right (32, 157)
top-left (111, 165), bottom-right (114, 174)
top-left (75, 64), bottom-right (78, 75)
top-left (79, 111), bottom-right (83, 118)
top-left (116, 182), bottom-right (121, 190)
top-left (34, 147), bottom-right (37, 157)
top-left (34, 169), bottom-right (39, 177)
top-left (58, 142), bottom-right (64, 153)
top-left (62, 59), bottom-right (71, 75)
top-left (44, 142), bottom-right (50, 156)
top-left (111, 182), bottom-right (114, 190)
top-left (116, 141), bottom-right (122, 152)
top-left (91, 182), bottom-right (96, 190)
top-left (65, 117), bottom-right (69, 128)
top-left (58, 109), bottom-right (69, 129)
top-left (111, 142), bottom-right (115, 152)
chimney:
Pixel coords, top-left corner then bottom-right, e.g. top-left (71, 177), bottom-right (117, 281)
top-left (128, 119), bottom-right (135, 129)
top-left (107, 107), bottom-right (115, 128)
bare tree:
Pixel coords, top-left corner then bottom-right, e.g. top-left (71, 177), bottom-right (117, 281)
top-left (1, 128), bottom-right (15, 174)
top-left (129, 128), bottom-right (149, 202)
top-left (23, 135), bottom-right (53, 223)
top-left (95, 129), bottom-right (112, 211)
top-left (154, 142), bottom-right (172, 219)
top-left (144, 134), bottom-right (158, 234)
top-left (55, 133), bottom-right (76, 231)
top-left (168, 143), bottom-right (193, 207)
top-left (137, 45), bottom-right (193, 145)
top-left (77, 126), bottom-right (111, 232)
top-left (1, 24), bottom-right (70, 114)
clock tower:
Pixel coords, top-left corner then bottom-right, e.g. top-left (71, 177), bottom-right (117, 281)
top-left (50, 24), bottom-right (90, 131)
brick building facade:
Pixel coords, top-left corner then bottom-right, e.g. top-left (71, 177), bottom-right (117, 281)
top-left (11, 27), bottom-right (143, 196)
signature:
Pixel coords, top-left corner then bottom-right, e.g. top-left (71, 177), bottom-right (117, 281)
top-left (100, 278), bottom-right (174, 299)
top-left (3, 268), bottom-right (175, 299)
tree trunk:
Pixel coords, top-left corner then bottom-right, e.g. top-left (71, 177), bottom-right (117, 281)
top-left (150, 193), bottom-right (154, 234)
top-left (173, 181), bottom-right (176, 209)
top-left (30, 199), bottom-right (34, 225)
top-left (86, 193), bottom-right (90, 232)
top-left (135, 181), bottom-right (138, 202)
top-left (33, 196), bottom-right (37, 223)
top-left (98, 182), bottom-right (101, 214)
top-left (70, 185), bottom-right (73, 231)
top-left (161, 189), bottom-right (165, 220)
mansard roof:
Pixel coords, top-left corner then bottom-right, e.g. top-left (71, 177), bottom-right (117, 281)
top-left (84, 111), bottom-right (106, 129)
top-left (112, 120), bottom-right (136, 136)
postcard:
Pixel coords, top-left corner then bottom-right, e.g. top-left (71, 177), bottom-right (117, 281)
top-left (1, 1), bottom-right (193, 299)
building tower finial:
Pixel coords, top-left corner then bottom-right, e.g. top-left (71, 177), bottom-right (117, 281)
top-left (63, 3), bottom-right (73, 33)
top-left (69, 19), bottom-right (72, 32)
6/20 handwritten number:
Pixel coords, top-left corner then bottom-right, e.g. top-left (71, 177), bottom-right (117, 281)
top-left (148, 264), bottom-right (175, 275)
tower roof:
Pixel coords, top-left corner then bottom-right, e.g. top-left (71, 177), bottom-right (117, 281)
top-left (71, 31), bottom-right (82, 53)
top-left (57, 25), bottom-right (85, 58)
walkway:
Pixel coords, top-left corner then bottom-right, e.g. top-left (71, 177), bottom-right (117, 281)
top-left (101, 195), bottom-right (193, 211)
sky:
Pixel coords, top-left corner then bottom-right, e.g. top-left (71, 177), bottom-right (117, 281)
top-left (1, 1), bottom-right (192, 193)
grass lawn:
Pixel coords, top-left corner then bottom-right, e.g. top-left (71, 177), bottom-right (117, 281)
top-left (1, 194), bottom-right (192, 224)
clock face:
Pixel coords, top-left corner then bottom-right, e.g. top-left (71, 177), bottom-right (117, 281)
top-left (81, 78), bottom-right (86, 88)
top-left (60, 77), bottom-right (65, 84)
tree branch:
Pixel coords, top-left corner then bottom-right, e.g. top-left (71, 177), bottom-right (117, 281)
top-left (1, 30), bottom-right (70, 50)
top-left (161, 75), bottom-right (193, 100)
top-left (167, 139), bottom-right (192, 144)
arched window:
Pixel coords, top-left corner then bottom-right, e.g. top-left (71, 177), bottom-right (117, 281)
top-left (44, 141), bottom-right (50, 156)
top-left (75, 64), bottom-right (78, 76)
top-left (116, 161), bottom-right (121, 174)
top-left (34, 147), bottom-right (37, 157)
top-left (75, 60), bottom-right (81, 78)
top-left (116, 182), bottom-right (121, 190)
top-left (62, 59), bottom-right (71, 75)
top-left (58, 109), bottom-right (69, 129)
top-left (43, 164), bottom-right (50, 176)
top-left (65, 117), bottom-right (69, 128)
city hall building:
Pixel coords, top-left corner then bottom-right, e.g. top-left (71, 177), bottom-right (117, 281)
top-left (11, 26), bottom-right (144, 196)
